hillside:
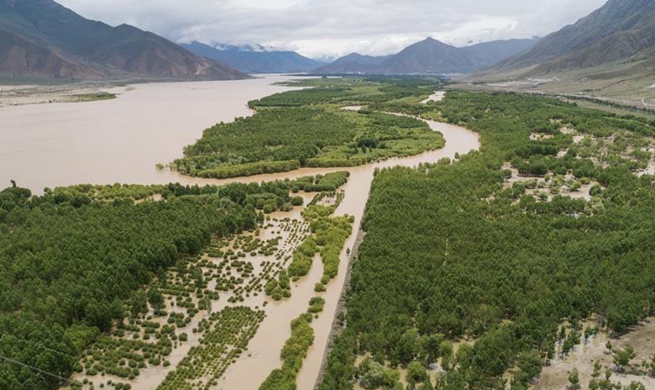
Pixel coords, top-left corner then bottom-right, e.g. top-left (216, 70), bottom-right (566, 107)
top-left (474, 0), bottom-right (655, 105)
top-left (493, 0), bottom-right (655, 74)
top-left (0, 0), bottom-right (248, 81)
top-left (314, 53), bottom-right (391, 74)
top-left (461, 38), bottom-right (539, 69)
top-left (316, 37), bottom-right (537, 75)
top-left (183, 41), bottom-right (322, 73)
top-left (0, 26), bottom-right (103, 79)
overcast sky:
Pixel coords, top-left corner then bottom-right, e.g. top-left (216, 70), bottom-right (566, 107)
top-left (57, 0), bottom-right (608, 58)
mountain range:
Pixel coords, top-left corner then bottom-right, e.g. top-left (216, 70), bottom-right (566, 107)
top-left (181, 41), bottom-right (323, 74)
top-left (491, 0), bottom-right (655, 75)
top-left (0, 0), bottom-right (248, 81)
top-left (315, 37), bottom-right (539, 75)
top-left (2, 0), bottom-right (652, 93)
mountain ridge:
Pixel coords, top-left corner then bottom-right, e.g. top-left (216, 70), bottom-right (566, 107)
top-left (491, 0), bottom-right (655, 74)
top-left (316, 37), bottom-right (539, 75)
top-left (182, 41), bottom-right (322, 73)
top-left (0, 0), bottom-right (249, 80)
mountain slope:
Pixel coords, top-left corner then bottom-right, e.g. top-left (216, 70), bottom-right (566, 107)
top-left (0, 0), bottom-right (248, 80)
top-left (493, 0), bottom-right (655, 74)
top-left (314, 53), bottom-right (391, 74)
top-left (183, 41), bottom-right (321, 73)
top-left (316, 37), bottom-right (538, 75)
top-left (0, 26), bottom-right (103, 78)
top-left (81, 28), bottom-right (245, 79)
top-left (461, 38), bottom-right (539, 70)
top-left (376, 37), bottom-right (475, 74)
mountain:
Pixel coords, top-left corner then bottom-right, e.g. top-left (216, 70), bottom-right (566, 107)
top-left (491, 0), bottom-right (655, 75)
top-left (461, 38), bottom-right (540, 70)
top-left (315, 37), bottom-right (538, 75)
top-left (376, 37), bottom-right (475, 74)
top-left (0, 0), bottom-right (248, 80)
top-left (314, 53), bottom-right (391, 74)
top-left (182, 41), bottom-right (322, 73)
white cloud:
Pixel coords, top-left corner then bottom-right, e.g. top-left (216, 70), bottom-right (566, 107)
top-left (56, 0), bottom-right (609, 58)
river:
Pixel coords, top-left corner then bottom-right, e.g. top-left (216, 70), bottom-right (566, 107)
top-left (0, 75), bottom-right (300, 193)
top-left (1, 75), bottom-right (480, 389)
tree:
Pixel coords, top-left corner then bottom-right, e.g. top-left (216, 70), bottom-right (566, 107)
top-left (130, 291), bottom-right (148, 317)
top-left (418, 379), bottom-right (435, 390)
top-left (568, 368), bottom-right (580, 389)
top-left (419, 335), bottom-right (443, 366)
top-left (358, 359), bottom-right (385, 389)
top-left (624, 382), bottom-right (646, 390)
top-left (440, 341), bottom-right (454, 371)
top-left (382, 369), bottom-right (400, 388)
top-left (148, 287), bottom-right (164, 310)
top-left (157, 268), bottom-right (168, 287)
top-left (407, 361), bottom-right (428, 384)
top-left (395, 330), bottom-right (420, 366)
top-left (592, 360), bottom-right (602, 378)
top-left (613, 346), bottom-right (636, 371)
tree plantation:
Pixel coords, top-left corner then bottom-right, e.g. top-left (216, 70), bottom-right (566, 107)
top-left (0, 171), bottom-right (352, 390)
top-left (320, 91), bottom-right (655, 390)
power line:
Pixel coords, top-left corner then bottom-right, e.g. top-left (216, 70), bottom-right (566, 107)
top-left (0, 354), bottom-right (78, 385)
top-left (1, 333), bottom-right (78, 360)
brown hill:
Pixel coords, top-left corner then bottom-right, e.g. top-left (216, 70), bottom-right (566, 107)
top-left (0, 0), bottom-right (248, 81)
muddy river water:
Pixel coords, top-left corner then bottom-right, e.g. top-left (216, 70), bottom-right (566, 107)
top-left (1, 75), bottom-right (480, 389)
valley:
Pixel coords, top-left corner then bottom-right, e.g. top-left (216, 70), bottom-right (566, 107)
top-left (4, 1), bottom-right (655, 389)
top-left (3, 71), bottom-right (655, 390)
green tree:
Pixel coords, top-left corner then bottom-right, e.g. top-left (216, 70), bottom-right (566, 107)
top-left (395, 330), bottom-right (420, 366)
top-left (407, 361), bottom-right (428, 384)
top-left (148, 287), bottom-right (164, 310)
top-left (568, 368), bottom-right (580, 389)
top-left (613, 346), bottom-right (636, 371)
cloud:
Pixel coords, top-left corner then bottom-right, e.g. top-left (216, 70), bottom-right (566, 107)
top-left (56, 0), bottom-right (608, 58)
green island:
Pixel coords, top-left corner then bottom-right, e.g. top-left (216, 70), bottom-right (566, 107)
top-left (319, 91), bottom-right (655, 390)
top-left (170, 78), bottom-right (445, 178)
top-left (71, 92), bottom-right (117, 103)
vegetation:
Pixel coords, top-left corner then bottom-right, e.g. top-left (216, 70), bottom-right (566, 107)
top-left (0, 172), bottom-right (348, 390)
top-left (267, 190), bottom-right (352, 298)
top-left (171, 78), bottom-right (445, 178)
top-left (49, 172), bottom-right (349, 202)
top-left (157, 307), bottom-right (265, 390)
top-left (258, 297), bottom-right (326, 390)
top-left (319, 90), bottom-right (655, 389)
top-left (71, 92), bottom-right (117, 103)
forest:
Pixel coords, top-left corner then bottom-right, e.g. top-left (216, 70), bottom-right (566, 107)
top-left (0, 173), bottom-right (347, 390)
top-left (171, 78), bottom-right (444, 178)
top-left (319, 91), bottom-right (655, 389)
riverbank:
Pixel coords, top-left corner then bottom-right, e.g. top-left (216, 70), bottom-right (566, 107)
top-left (312, 228), bottom-right (365, 389)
